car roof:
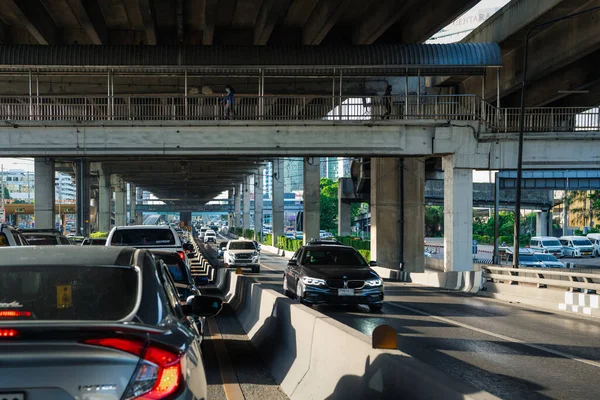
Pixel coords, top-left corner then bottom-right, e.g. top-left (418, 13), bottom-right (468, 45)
top-left (559, 236), bottom-right (589, 239)
top-left (303, 244), bottom-right (354, 251)
top-left (0, 246), bottom-right (136, 267)
top-left (531, 236), bottom-right (559, 240)
top-left (113, 225), bottom-right (173, 230)
top-left (21, 231), bottom-right (63, 237)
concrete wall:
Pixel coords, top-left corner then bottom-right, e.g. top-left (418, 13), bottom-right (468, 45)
top-left (223, 270), bottom-right (497, 400)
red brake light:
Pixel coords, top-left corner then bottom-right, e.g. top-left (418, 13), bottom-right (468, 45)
top-left (0, 310), bottom-right (32, 318)
top-left (0, 329), bottom-right (19, 338)
top-left (83, 337), bottom-right (183, 399)
top-left (177, 251), bottom-right (186, 261)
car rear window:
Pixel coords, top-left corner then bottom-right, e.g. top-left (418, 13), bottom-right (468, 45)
top-left (110, 229), bottom-right (176, 246)
top-left (22, 235), bottom-right (60, 246)
top-left (229, 241), bottom-right (256, 250)
top-left (0, 265), bottom-right (138, 321)
top-left (302, 248), bottom-right (367, 266)
top-left (542, 240), bottom-right (561, 246)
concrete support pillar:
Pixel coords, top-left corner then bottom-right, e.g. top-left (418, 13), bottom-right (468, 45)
top-left (272, 158), bottom-right (285, 247)
top-left (180, 211), bottom-right (192, 226)
top-left (536, 212), bottom-right (549, 237)
top-left (338, 178), bottom-right (351, 237)
top-left (403, 158), bottom-right (425, 273)
top-left (254, 167), bottom-right (264, 241)
top-left (303, 157), bottom-right (320, 244)
top-left (34, 158), bottom-right (55, 230)
top-left (98, 169), bottom-right (111, 233)
top-left (114, 178), bottom-right (126, 228)
top-left (443, 155), bottom-right (473, 272)
top-left (76, 159), bottom-right (91, 237)
top-left (234, 184), bottom-right (242, 229)
top-left (136, 187), bottom-right (143, 225)
top-left (370, 158), bottom-right (401, 270)
top-left (129, 184), bottom-right (137, 225)
top-left (547, 212), bottom-right (553, 236)
top-left (242, 175), bottom-right (251, 234)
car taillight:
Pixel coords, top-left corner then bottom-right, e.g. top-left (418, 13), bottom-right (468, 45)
top-left (0, 310), bottom-right (32, 318)
top-left (0, 329), bottom-right (19, 338)
top-left (177, 251), bottom-right (186, 261)
top-left (82, 338), bottom-right (183, 399)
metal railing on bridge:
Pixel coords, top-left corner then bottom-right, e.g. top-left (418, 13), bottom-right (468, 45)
top-left (482, 265), bottom-right (600, 293)
top-left (0, 94), bottom-right (598, 133)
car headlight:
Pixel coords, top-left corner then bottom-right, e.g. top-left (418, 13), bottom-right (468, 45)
top-left (302, 276), bottom-right (326, 286)
top-left (253, 251), bottom-right (258, 256)
top-left (230, 253), bottom-right (236, 258)
top-left (365, 278), bottom-right (383, 287)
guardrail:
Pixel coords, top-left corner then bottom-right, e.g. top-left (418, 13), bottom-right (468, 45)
top-left (482, 265), bottom-right (599, 293)
top-left (0, 93), bottom-right (597, 133)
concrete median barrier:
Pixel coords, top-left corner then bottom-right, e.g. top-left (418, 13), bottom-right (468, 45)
top-left (224, 271), bottom-right (497, 400)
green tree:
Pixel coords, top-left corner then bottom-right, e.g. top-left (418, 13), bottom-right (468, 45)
top-left (319, 178), bottom-right (338, 232)
top-left (425, 206), bottom-right (443, 237)
top-left (2, 186), bottom-right (10, 200)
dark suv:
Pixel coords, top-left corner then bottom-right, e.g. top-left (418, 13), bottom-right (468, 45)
top-left (20, 229), bottom-right (71, 245)
top-left (282, 244), bottom-right (384, 312)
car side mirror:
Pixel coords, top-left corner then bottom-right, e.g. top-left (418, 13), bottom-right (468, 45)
top-left (183, 243), bottom-right (194, 251)
top-left (288, 259), bottom-right (297, 266)
top-left (194, 276), bottom-right (209, 286)
top-left (183, 295), bottom-right (222, 317)
top-left (369, 261), bottom-right (378, 267)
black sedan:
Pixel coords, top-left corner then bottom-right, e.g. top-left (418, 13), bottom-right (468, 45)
top-left (0, 246), bottom-right (222, 399)
top-left (283, 244), bottom-right (384, 312)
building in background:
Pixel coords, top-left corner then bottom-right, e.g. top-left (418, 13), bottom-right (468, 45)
top-left (263, 162), bottom-right (273, 200)
top-left (0, 169), bottom-right (34, 202)
top-left (284, 158), bottom-right (303, 193)
top-left (55, 173), bottom-right (76, 202)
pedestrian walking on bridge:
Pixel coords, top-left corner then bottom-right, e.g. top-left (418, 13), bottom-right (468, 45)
top-left (221, 85), bottom-right (235, 120)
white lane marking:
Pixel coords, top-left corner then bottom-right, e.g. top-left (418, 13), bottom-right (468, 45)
top-left (386, 301), bottom-right (600, 369)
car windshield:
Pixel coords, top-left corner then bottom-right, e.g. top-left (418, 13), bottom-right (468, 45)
top-left (519, 255), bottom-right (538, 262)
top-left (21, 235), bottom-right (59, 246)
top-left (573, 239), bottom-right (592, 246)
top-left (542, 240), bottom-right (561, 246)
top-left (0, 265), bottom-right (138, 320)
top-left (110, 229), bottom-right (176, 246)
top-left (302, 248), bottom-right (367, 266)
top-left (229, 241), bottom-right (256, 250)
top-left (153, 254), bottom-right (188, 283)
top-left (535, 254), bottom-right (559, 262)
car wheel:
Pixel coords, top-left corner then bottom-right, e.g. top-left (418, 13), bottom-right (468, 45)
top-left (369, 304), bottom-right (383, 313)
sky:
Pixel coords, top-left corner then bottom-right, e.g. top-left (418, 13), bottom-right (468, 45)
top-left (0, 0), bottom-right (512, 182)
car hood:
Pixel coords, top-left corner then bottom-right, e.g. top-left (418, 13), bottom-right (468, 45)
top-left (301, 265), bottom-right (378, 280)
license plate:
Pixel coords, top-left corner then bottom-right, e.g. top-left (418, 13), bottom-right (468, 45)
top-left (338, 288), bottom-right (355, 296)
top-left (0, 394), bottom-right (25, 400)
top-left (584, 252), bottom-right (590, 255)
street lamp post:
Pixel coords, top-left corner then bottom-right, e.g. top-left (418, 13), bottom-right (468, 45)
top-left (513, 5), bottom-right (600, 268)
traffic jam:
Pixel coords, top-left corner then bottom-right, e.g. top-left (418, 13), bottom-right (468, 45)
top-left (0, 222), bottom-right (385, 399)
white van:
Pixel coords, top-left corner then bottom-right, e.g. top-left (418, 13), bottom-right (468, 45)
top-left (586, 233), bottom-right (600, 257)
top-left (559, 236), bottom-right (595, 258)
top-left (529, 236), bottom-right (564, 257)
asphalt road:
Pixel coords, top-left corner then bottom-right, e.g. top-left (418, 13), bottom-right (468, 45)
top-left (196, 238), bottom-right (289, 400)
top-left (217, 245), bottom-right (600, 400)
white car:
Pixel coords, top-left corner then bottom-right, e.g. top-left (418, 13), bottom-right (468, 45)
top-left (587, 233), bottom-right (600, 257)
top-left (204, 230), bottom-right (217, 243)
top-left (224, 240), bottom-right (261, 273)
top-left (106, 225), bottom-right (193, 265)
top-left (529, 236), bottom-right (564, 257)
top-left (559, 236), bottom-right (595, 258)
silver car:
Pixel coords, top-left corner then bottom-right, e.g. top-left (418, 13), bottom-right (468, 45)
top-left (0, 246), bottom-right (222, 399)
